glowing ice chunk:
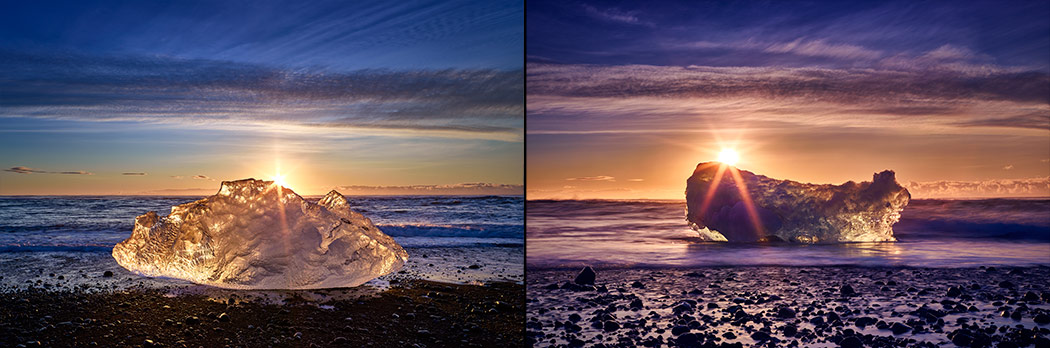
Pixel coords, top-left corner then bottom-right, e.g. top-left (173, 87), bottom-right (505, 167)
top-left (685, 162), bottom-right (910, 243)
top-left (112, 179), bottom-right (408, 289)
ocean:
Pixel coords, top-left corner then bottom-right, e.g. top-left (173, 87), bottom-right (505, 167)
top-left (526, 198), bottom-right (1050, 269)
top-left (0, 195), bottom-right (523, 251)
top-left (0, 195), bottom-right (524, 287)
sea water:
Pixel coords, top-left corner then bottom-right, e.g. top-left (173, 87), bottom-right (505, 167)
top-left (0, 195), bottom-right (523, 287)
top-left (527, 198), bottom-right (1050, 269)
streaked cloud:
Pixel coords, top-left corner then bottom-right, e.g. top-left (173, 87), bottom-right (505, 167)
top-left (764, 38), bottom-right (882, 60)
top-left (565, 176), bottom-right (616, 182)
top-left (906, 177), bottom-right (1050, 198)
top-left (193, 175), bottom-right (211, 180)
top-left (122, 172), bottom-right (147, 176)
top-left (527, 62), bottom-right (1049, 133)
top-left (582, 5), bottom-right (647, 25)
top-left (334, 183), bottom-right (523, 195)
top-left (0, 51), bottom-right (524, 140)
top-left (3, 166), bottom-right (93, 175)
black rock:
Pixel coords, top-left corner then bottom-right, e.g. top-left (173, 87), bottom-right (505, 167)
top-left (777, 307), bottom-right (796, 318)
top-left (631, 281), bottom-right (645, 288)
top-left (144, 339), bottom-right (159, 348)
top-left (841, 284), bottom-right (856, 296)
top-left (603, 321), bottom-right (619, 331)
top-left (999, 281), bottom-right (1016, 289)
top-left (781, 325), bottom-right (798, 337)
top-left (673, 302), bottom-right (694, 314)
top-left (185, 316), bottom-right (200, 325)
top-left (671, 325), bottom-right (690, 336)
top-left (1035, 313), bottom-right (1050, 324)
top-left (839, 336), bottom-right (863, 348)
top-left (629, 299), bottom-right (643, 309)
top-left (750, 331), bottom-right (771, 341)
top-left (1023, 291), bottom-right (1040, 301)
top-left (568, 313), bottom-right (581, 322)
top-left (890, 322), bottom-right (912, 335)
top-left (676, 333), bottom-right (701, 348)
top-left (102, 271), bottom-right (113, 277)
top-left (217, 313), bottom-right (230, 322)
top-left (949, 330), bottom-right (972, 346)
top-left (947, 286), bottom-right (962, 297)
top-left (574, 267), bottom-right (596, 285)
top-left (855, 317), bottom-right (877, 327)
top-left (467, 264), bottom-right (481, 269)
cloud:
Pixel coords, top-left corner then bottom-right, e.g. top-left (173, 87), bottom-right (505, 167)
top-left (582, 5), bottom-right (646, 25)
top-left (764, 39), bottom-right (882, 60)
top-left (137, 188), bottom-right (213, 195)
top-left (906, 177), bottom-right (1050, 198)
top-left (526, 63), bottom-right (1050, 132)
top-left (122, 172), bottom-right (147, 176)
top-left (334, 183), bottom-right (523, 195)
top-left (4, 166), bottom-right (93, 175)
top-left (921, 44), bottom-right (976, 61)
top-left (193, 175), bottom-right (211, 180)
top-left (566, 176), bottom-right (616, 182)
top-left (1004, 165), bottom-right (1014, 170)
top-left (626, 179), bottom-right (644, 182)
top-left (0, 50), bottom-right (524, 140)
top-left (171, 175), bottom-right (184, 179)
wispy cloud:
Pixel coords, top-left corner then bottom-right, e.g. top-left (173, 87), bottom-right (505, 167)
top-left (764, 38), bottom-right (882, 60)
top-left (193, 175), bottom-right (211, 180)
top-left (122, 172), bottom-right (147, 176)
top-left (582, 5), bottom-right (648, 26)
top-left (906, 177), bottom-right (1050, 198)
top-left (1004, 165), bottom-right (1015, 170)
top-left (527, 63), bottom-right (1049, 133)
top-left (0, 51), bottom-right (524, 140)
top-left (3, 166), bottom-right (93, 175)
top-left (334, 183), bottom-right (523, 195)
top-left (566, 176), bottom-right (616, 182)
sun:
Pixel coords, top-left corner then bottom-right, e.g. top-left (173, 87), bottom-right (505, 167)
top-left (271, 173), bottom-right (291, 189)
top-left (718, 148), bottom-right (740, 166)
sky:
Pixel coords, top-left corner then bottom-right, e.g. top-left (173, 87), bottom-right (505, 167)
top-left (526, 0), bottom-right (1050, 199)
top-left (0, 0), bottom-right (524, 195)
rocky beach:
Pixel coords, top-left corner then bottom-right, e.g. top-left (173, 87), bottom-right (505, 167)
top-left (527, 266), bottom-right (1050, 348)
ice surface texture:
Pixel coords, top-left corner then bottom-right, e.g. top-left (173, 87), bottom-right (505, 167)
top-left (113, 179), bottom-right (408, 289)
top-left (685, 162), bottom-right (910, 243)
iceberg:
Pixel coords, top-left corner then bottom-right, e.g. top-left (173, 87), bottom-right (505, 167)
top-left (685, 162), bottom-right (910, 243)
top-left (112, 179), bottom-right (408, 289)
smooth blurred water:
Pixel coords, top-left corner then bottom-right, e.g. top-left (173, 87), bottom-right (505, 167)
top-left (526, 199), bottom-right (1050, 269)
top-left (0, 195), bottom-right (523, 252)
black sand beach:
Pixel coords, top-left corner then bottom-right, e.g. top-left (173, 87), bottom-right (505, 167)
top-left (527, 266), bottom-right (1050, 347)
top-left (0, 246), bottom-right (524, 347)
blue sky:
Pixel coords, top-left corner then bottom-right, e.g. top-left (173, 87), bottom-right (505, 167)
top-left (0, 0), bottom-right (524, 195)
top-left (526, 0), bottom-right (1049, 199)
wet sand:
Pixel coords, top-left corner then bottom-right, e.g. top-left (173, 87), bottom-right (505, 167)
top-left (0, 246), bottom-right (524, 347)
top-left (527, 266), bottom-right (1050, 347)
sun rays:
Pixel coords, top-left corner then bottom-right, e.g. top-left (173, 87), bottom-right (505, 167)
top-left (696, 146), bottom-right (766, 239)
